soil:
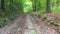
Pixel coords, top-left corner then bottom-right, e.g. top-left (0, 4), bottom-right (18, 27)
top-left (0, 13), bottom-right (59, 34)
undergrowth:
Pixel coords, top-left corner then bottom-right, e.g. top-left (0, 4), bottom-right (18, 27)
top-left (0, 11), bottom-right (22, 27)
top-left (31, 11), bottom-right (59, 27)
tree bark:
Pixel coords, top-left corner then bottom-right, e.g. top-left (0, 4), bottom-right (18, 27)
top-left (32, 0), bottom-right (36, 11)
top-left (1, 0), bottom-right (5, 11)
top-left (46, 0), bottom-right (51, 13)
top-left (56, 0), bottom-right (60, 11)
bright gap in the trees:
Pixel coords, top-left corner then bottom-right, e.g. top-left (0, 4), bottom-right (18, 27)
top-left (23, 0), bottom-right (33, 12)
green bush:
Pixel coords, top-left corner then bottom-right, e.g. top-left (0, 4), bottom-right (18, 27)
top-left (0, 0), bottom-right (23, 27)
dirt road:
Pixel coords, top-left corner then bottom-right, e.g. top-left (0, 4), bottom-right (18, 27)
top-left (0, 14), bottom-right (59, 34)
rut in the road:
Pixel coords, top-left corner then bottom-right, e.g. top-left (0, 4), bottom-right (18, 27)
top-left (0, 14), bottom-right (59, 34)
top-left (23, 15), bottom-right (37, 34)
top-left (23, 14), bottom-right (58, 34)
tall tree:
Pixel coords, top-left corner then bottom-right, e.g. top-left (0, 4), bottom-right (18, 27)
top-left (10, 0), bottom-right (13, 11)
top-left (36, 0), bottom-right (41, 11)
top-left (46, 0), bottom-right (51, 13)
top-left (32, 0), bottom-right (36, 11)
top-left (1, 0), bottom-right (5, 11)
top-left (0, 0), bottom-right (1, 11)
top-left (56, 0), bottom-right (60, 11)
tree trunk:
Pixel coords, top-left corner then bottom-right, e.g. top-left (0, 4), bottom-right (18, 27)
top-left (56, 0), bottom-right (60, 11)
top-left (10, 0), bottom-right (13, 12)
top-left (1, 0), bottom-right (5, 11)
top-left (32, 0), bottom-right (36, 11)
top-left (46, 0), bottom-right (51, 13)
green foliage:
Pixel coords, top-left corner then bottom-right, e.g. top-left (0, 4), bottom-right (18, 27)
top-left (50, 21), bottom-right (59, 27)
top-left (0, 0), bottom-right (60, 27)
top-left (24, 0), bottom-right (32, 12)
top-left (0, 0), bottom-right (23, 27)
top-left (46, 20), bottom-right (59, 27)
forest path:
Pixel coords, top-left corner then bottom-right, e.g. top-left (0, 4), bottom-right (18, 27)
top-left (0, 14), bottom-right (59, 34)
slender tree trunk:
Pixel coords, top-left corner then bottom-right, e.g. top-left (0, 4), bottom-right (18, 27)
top-left (10, 0), bottom-right (13, 12)
top-left (0, 0), bottom-right (1, 11)
top-left (1, 0), bottom-right (5, 11)
top-left (32, 0), bottom-right (36, 11)
top-left (46, 0), bottom-right (51, 13)
top-left (56, 0), bottom-right (60, 11)
top-left (36, 0), bottom-right (41, 11)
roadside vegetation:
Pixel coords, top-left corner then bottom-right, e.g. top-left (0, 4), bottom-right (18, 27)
top-left (0, 0), bottom-right (60, 31)
top-left (0, 0), bottom-right (23, 27)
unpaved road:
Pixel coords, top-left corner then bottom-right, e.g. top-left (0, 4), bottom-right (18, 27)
top-left (0, 14), bottom-right (59, 34)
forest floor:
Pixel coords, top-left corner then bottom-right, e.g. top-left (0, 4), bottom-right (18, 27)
top-left (0, 13), bottom-right (59, 34)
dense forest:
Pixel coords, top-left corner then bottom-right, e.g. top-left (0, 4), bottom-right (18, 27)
top-left (0, 0), bottom-right (60, 29)
top-left (0, 0), bottom-right (23, 27)
top-left (0, 0), bottom-right (60, 34)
